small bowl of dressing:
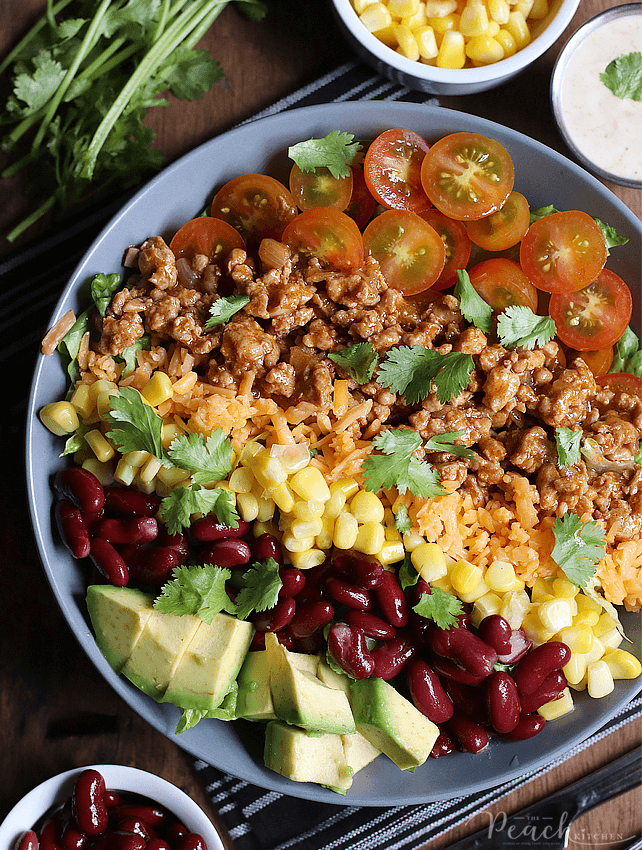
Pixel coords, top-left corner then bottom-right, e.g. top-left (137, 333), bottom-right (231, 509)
top-left (551, 3), bottom-right (642, 189)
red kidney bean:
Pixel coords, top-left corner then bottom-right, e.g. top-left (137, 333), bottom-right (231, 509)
top-left (71, 768), bottom-right (108, 836)
top-left (253, 597), bottom-right (296, 633)
top-left (370, 632), bottom-right (416, 680)
top-left (114, 817), bottom-right (154, 840)
top-left (252, 533), bottom-right (283, 564)
top-left (428, 625), bottom-right (497, 678)
top-left (519, 670), bottom-right (567, 715)
top-left (109, 804), bottom-right (167, 827)
top-left (103, 790), bottom-right (122, 808)
top-left (94, 516), bottom-right (158, 545)
top-left (104, 487), bottom-right (159, 517)
top-left (250, 630), bottom-right (266, 651)
top-left (146, 843), bottom-right (171, 850)
top-left (88, 834), bottom-right (145, 850)
top-left (165, 823), bottom-right (188, 843)
top-left (128, 546), bottom-right (179, 585)
top-left (15, 831), bottom-right (39, 850)
top-left (443, 678), bottom-right (488, 725)
top-left (410, 612), bottom-right (433, 648)
top-left (326, 576), bottom-right (372, 611)
top-left (176, 836), bottom-right (208, 850)
top-left (55, 500), bottom-right (91, 559)
top-left (497, 627), bottom-right (532, 665)
top-left (327, 623), bottom-right (375, 679)
top-left (278, 567), bottom-right (306, 599)
top-left (513, 641), bottom-right (571, 695)
top-left (55, 468), bottom-right (105, 515)
top-left (38, 817), bottom-right (62, 850)
top-left (408, 577), bottom-right (432, 605)
top-left (407, 658), bottom-right (454, 724)
top-left (477, 615), bottom-right (513, 655)
top-left (344, 609), bottom-right (396, 640)
top-left (277, 630), bottom-right (295, 650)
top-left (430, 727), bottom-right (456, 759)
top-left (292, 629), bottom-right (325, 655)
top-left (430, 656), bottom-right (487, 687)
top-left (287, 600), bottom-right (334, 640)
top-left (374, 570), bottom-right (408, 628)
top-left (198, 538), bottom-right (251, 569)
top-left (332, 549), bottom-right (384, 589)
top-left (89, 538), bottom-right (128, 587)
top-left (502, 713), bottom-right (547, 740)
top-left (60, 823), bottom-right (86, 850)
top-left (449, 713), bottom-right (489, 754)
top-left (486, 671), bottom-right (520, 734)
top-left (157, 528), bottom-right (189, 564)
top-left (190, 516), bottom-right (250, 542)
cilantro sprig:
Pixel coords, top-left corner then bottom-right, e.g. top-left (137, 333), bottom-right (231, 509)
top-left (424, 430), bottom-right (475, 459)
top-left (377, 347), bottom-right (474, 405)
top-left (551, 514), bottom-right (606, 588)
top-left (609, 326), bottom-right (642, 377)
top-left (154, 563), bottom-right (236, 623)
top-left (555, 427), bottom-right (581, 468)
top-left (287, 131), bottom-right (362, 179)
top-left (600, 51), bottom-right (642, 102)
top-left (361, 428), bottom-right (445, 499)
top-left (234, 558), bottom-right (283, 621)
top-left (496, 305), bottom-right (556, 350)
top-left (328, 342), bottom-right (378, 385)
top-left (159, 485), bottom-right (238, 536)
top-left (413, 586), bottom-right (464, 630)
top-left (454, 269), bottom-right (493, 333)
top-left (205, 295), bottom-right (250, 329)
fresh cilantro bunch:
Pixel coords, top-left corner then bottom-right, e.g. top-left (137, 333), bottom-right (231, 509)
top-left (1, 0), bottom-right (266, 242)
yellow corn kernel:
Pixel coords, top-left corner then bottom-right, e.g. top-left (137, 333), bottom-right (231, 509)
top-left (587, 659), bottom-right (615, 699)
top-left (156, 465), bottom-right (191, 487)
top-left (324, 490), bottom-right (347, 519)
top-left (460, 0), bottom-right (489, 36)
top-left (411, 542), bottom-right (447, 582)
top-left (378, 540), bottom-right (405, 566)
top-left (114, 451), bottom-right (149, 487)
top-left (488, 0), bottom-right (510, 23)
top-left (522, 610), bottom-right (554, 645)
top-left (437, 28), bottom-right (466, 66)
top-left (504, 10), bottom-right (530, 48)
top-left (471, 592), bottom-right (503, 628)
top-left (139, 455), bottom-right (162, 485)
top-left (485, 560), bottom-right (516, 594)
top-left (500, 590), bottom-right (531, 629)
top-left (252, 451), bottom-right (288, 491)
top-left (39, 401), bottom-right (80, 436)
top-left (282, 532), bottom-right (316, 553)
top-left (512, 0), bottom-right (533, 18)
top-left (316, 515), bottom-right (335, 550)
top-left (384, 524), bottom-right (403, 543)
top-left (333, 512), bottom-right (359, 550)
top-left (373, 22), bottom-right (398, 46)
top-left (428, 11), bottom-right (460, 37)
top-left (394, 24), bottom-right (420, 60)
top-left (389, 0), bottom-right (421, 15)
top-left (237, 492), bottom-right (260, 522)
top-left (271, 482), bottom-right (296, 514)
top-left (537, 687), bottom-right (574, 720)
top-left (293, 499), bottom-right (324, 521)
top-left (350, 490), bottom-right (385, 524)
top-left (450, 560), bottom-right (484, 596)
top-left (528, 0), bottom-right (548, 18)
top-left (291, 518), bottom-right (324, 540)
top-left (575, 592), bottom-right (603, 615)
top-left (269, 444), bottom-right (311, 475)
top-left (253, 520), bottom-right (280, 539)
top-left (415, 24), bottom-right (439, 58)
top-left (599, 627), bottom-right (623, 651)
top-left (552, 575), bottom-right (579, 599)
top-left (82, 457), bottom-right (114, 486)
top-left (593, 612), bottom-right (619, 638)
top-left (584, 636), bottom-right (606, 665)
top-left (360, 3), bottom-right (393, 33)
top-left (354, 0), bottom-right (379, 14)
top-left (459, 577), bottom-right (490, 604)
top-left (88, 379), bottom-right (117, 405)
top-left (403, 530), bottom-right (425, 551)
top-left (256, 496), bottom-right (276, 522)
top-left (354, 521), bottom-right (386, 556)
top-left (402, 3), bottom-right (427, 29)
top-left (84, 429), bottom-right (115, 463)
top-left (229, 466), bottom-right (254, 494)
top-left (573, 609), bottom-right (600, 628)
top-left (331, 478), bottom-right (359, 499)
top-left (531, 576), bottom-right (554, 602)
top-left (238, 442), bottom-right (262, 466)
top-left (160, 422), bottom-right (182, 450)
top-left (563, 653), bottom-right (588, 686)
top-left (288, 548), bottom-right (326, 570)
top-left (495, 27), bottom-right (516, 56)
top-left (424, 0), bottom-right (457, 16)
top-left (602, 648), bottom-right (642, 680)
top-left (432, 574), bottom-right (454, 595)
top-left (141, 371), bottom-right (173, 407)
top-left (555, 625), bottom-right (593, 655)
top-left (96, 388), bottom-right (119, 418)
top-left (70, 383), bottom-right (93, 419)
top-left (290, 467), bottom-right (331, 502)
top-left (568, 674), bottom-right (588, 692)
top-left (537, 598), bottom-right (573, 633)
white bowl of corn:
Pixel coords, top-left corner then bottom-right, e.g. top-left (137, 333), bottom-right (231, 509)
top-left (330, 0), bottom-right (581, 94)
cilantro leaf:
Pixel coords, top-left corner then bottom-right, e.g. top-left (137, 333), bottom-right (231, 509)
top-left (90, 272), bottom-right (122, 318)
top-left (12, 51), bottom-right (67, 114)
top-left (454, 269), bottom-right (493, 333)
top-left (168, 429), bottom-right (234, 485)
top-left (424, 429), bottom-right (475, 459)
top-left (57, 307), bottom-right (91, 387)
top-left (394, 504), bottom-right (411, 534)
top-left (530, 204), bottom-right (561, 224)
top-left (609, 326), bottom-right (642, 377)
top-left (600, 52), bottom-right (642, 102)
top-left (288, 131), bottom-right (362, 179)
top-left (154, 564), bottom-right (235, 623)
top-left (378, 347), bottom-right (474, 405)
top-left (328, 343), bottom-right (378, 384)
top-left (361, 428), bottom-right (446, 498)
top-left (234, 558), bottom-right (283, 621)
top-left (398, 552), bottom-right (419, 591)
top-left (496, 305), bottom-right (556, 350)
top-left (204, 295), bottom-right (250, 329)
top-left (157, 46), bottom-right (223, 101)
top-left (413, 586), bottom-right (464, 630)
top-left (105, 386), bottom-right (170, 463)
top-left (555, 427), bottom-right (581, 468)
top-left (159, 485), bottom-right (239, 535)
top-left (594, 218), bottom-right (629, 256)
top-left (118, 335), bottom-right (150, 378)
top-left (551, 514), bottom-right (606, 588)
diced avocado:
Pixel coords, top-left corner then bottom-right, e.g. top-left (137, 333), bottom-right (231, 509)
top-left (264, 721), bottom-right (353, 792)
top-left (163, 613), bottom-right (254, 711)
top-left (237, 651), bottom-right (276, 721)
top-left (86, 585), bottom-right (154, 674)
top-left (122, 610), bottom-right (201, 700)
top-left (342, 731), bottom-right (381, 774)
top-left (316, 658), bottom-right (351, 695)
top-left (350, 677), bottom-right (439, 770)
top-left (266, 634), bottom-right (355, 735)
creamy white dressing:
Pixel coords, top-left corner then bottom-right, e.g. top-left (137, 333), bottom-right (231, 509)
top-left (560, 12), bottom-right (642, 181)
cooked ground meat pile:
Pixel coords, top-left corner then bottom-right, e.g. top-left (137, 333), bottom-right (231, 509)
top-left (98, 235), bottom-right (642, 544)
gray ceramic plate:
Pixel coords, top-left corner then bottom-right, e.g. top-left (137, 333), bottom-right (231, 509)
top-left (26, 102), bottom-right (642, 805)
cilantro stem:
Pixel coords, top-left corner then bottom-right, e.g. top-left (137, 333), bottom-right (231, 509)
top-left (0, 0), bottom-right (74, 76)
top-left (6, 195), bottom-right (57, 242)
top-left (80, 36), bottom-right (128, 82)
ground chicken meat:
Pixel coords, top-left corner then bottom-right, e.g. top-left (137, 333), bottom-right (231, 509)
top-left (219, 314), bottom-right (281, 379)
top-left (138, 236), bottom-right (177, 290)
top-left (537, 358), bottom-right (597, 429)
top-left (509, 426), bottom-right (554, 474)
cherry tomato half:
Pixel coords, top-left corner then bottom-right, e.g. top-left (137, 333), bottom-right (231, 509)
top-left (596, 372), bottom-right (642, 398)
top-left (569, 347), bottom-right (614, 377)
top-left (169, 216), bottom-right (245, 262)
top-left (468, 257), bottom-right (539, 313)
top-left (520, 210), bottom-right (607, 294)
top-left (364, 128), bottom-right (432, 213)
top-left (420, 208), bottom-right (471, 290)
top-left (466, 191), bottom-right (530, 252)
top-left (289, 163), bottom-right (353, 211)
top-left (420, 132), bottom-right (515, 221)
top-left (281, 208), bottom-right (364, 270)
top-left (346, 165), bottom-right (377, 229)
top-left (363, 208), bottom-right (445, 295)
top-left (211, 173), bottom-right (298, 242)
top-left (549, 269), bottom-right (633, 351)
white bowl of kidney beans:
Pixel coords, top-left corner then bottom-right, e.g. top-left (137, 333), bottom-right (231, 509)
top-left (0, 765), bottom-right (224, 850)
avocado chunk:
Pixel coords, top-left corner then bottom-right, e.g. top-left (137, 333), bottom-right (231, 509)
top-left (350, 677), bottom-right (439, 770)
top-left (122, 610), bottom-right (201, 700)
top-left (342, 731), bottom-right (381, 774)
top-left (265, 634), bottom-right (355, 735)
top-left (316, 658), bottom-right (351, 695)
top-left (163, 613), bottom-right (254, 711)
top-left (237, 646), bottom-right (321, 722)
top-left (86, 585), bottom-right (154, 674)
top-left (264, 721), bottom-right (353, 792)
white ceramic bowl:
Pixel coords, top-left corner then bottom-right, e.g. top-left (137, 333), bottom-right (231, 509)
top-left (330, 0), bottom-right (580, 94)
top-left (0, 765), bottom-right (224, 850)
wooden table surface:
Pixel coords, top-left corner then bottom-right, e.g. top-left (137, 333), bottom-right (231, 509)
top-left (0, 1), bottom-right (640, 848)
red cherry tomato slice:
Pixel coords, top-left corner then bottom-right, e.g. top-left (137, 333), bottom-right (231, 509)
top-left (568, 347), bottom-right (614, 377)
top-left (466, 191), bottom-right (530, 252)
top-left (364, 128), bottom-right (432, 213)
top-left (363, 208), bottom-right (445, 295)
top-left (281, 208), bottom-right (364, 270)
top-left (420, 208), bottom-right (471, 290)
top-left (169, 217), bottom-right (245, 262)
top-left (420, 131), bottom-right (514, 221)
top-left (596, 372), bottom-right (642, 397)
top-left (548, 268), bottom-right (633, 350)
top-left (520, 210), bottom-right (607, 294)
top-left (345, 165), bottom-right (377, 229)
top-left (211, 173), bottom-right (298, 242)
top-left (289, 163), bottom-right (353, 211)
top-left (468, 257), bottom-right (539, 313)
